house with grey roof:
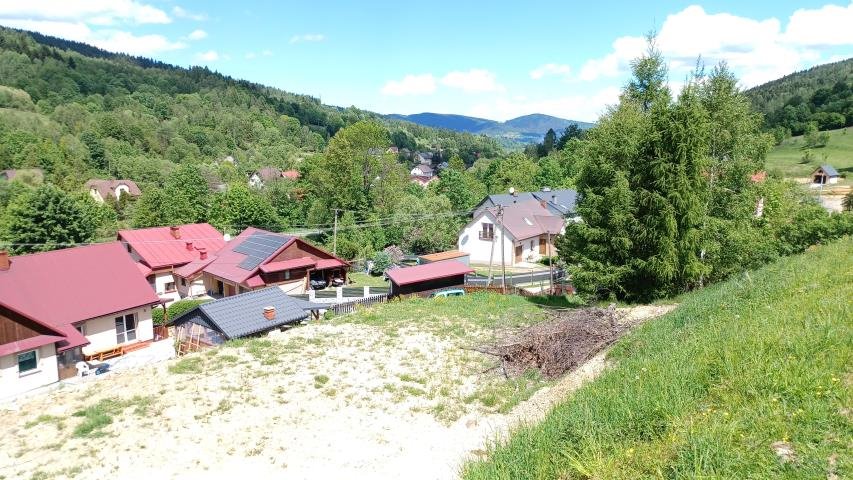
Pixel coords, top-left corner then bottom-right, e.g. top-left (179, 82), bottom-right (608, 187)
top-left (811, 165), bottom-right (840, 186)
top-left (168, 287), bottom-right (323, 345)
top-left (472, 187), bottom-right (577, 218)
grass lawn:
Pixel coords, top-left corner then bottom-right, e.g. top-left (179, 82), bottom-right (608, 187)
top-left (766, 127), bottom-right (853, 178)
top-left (346, 271), bottom-right (390, 287)
top-left (463, 237), bottom-right (852, 479)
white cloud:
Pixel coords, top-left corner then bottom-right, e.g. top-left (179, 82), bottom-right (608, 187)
top-left (381, 74), bottom-right (437, 96)
top-left (0, 18), bottom-right (185, 55)
top-left (785, 3), bottom-right (853, 46)
top-left (187, 29), bottom-right (207, 40)
top-left (245, 52), bottom-right (257, 59)
top-left (245, 49), bottom-right (273, 60)
top-left (289, 33), bottom-right (325, 44)
top-left (0, 0), bottom-right (171, 24)
top-left (576, 4), bottom-right (853, 88)
top-left (529, 63), bottom-right (572, 80)
top-left (196, 50), bottom-right (219, 61)
top-left (467, 87), bottom-right (620, 123)
top-left (440, 69), bottom-right (505, 92)
top-left (172, 6), bottom-right (207, 21)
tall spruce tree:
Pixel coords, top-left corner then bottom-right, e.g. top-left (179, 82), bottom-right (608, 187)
top-left (558, 37), bottom-right (709, 301)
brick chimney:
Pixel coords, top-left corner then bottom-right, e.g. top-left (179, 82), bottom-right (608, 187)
top-left (198, 247), bottom-right (208, 260)
top-left (263, 306), bottom-right (276, 321)
top-left (170, 226), bottom-right (181, 239)
top-left (185, 241), bottom-right (193, 251)
top-left (0, 250), bottom-right (9, 271)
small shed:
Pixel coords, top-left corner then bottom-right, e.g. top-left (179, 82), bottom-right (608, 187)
top-left (418, 250), bottom-right (470, 266)
top-left (385, 261), bottom-right (473, 297)
top-left (811, 165), bottom-right (840, 186)
top-left (168, 288), bottom-right (323, 346)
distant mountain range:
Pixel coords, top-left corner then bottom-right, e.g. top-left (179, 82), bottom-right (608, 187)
top-left (387, 113), bottom-right (595, 143)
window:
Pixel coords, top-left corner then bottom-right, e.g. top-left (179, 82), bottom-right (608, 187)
top-left (75, 323), bottom-right (86, 336)
top-left (164, 281), bottom-right (176, 292)
top-left (480, 223), bottom-right (494, 240)
top-left (284, 270), bottom-right (291, 281)
top-left (17, 350), bottom-right (38, 374)
top-left (180, 278), bottom-right (186, 287)
top-left (115, 313), bottom-right (137, 344)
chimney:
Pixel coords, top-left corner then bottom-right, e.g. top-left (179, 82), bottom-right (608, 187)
top-left (170, 226), bottom-right (181, 239)
top-left (263, 306), bottom-right (276, 321)
top-left (198, 247), bottom-right (208, 260)
top-left (0, 250), bottom-right (9, 271)
top-left (185, 241), bottom-right (194, 251)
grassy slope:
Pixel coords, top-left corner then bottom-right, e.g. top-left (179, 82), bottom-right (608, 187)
top-left (766, 127), bottom-right (853, 178)
top-left (463, 238), bottom-right (852, 479)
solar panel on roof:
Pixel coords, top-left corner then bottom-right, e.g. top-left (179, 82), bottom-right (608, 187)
top-left (233, 232), bottom-right (290, 270)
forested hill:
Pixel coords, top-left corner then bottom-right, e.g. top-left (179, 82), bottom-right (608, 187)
top-left (745, 57), bottom-right (852, 136)
top-left (0, 26), bottom-right (502, 184)
top-left (388, 112), bottom-right (594, 143)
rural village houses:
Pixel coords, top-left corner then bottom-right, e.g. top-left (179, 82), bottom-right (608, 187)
top-left (458, 188), bottom-right (577, 265)
top-left (0, 244), bottom-right (161, 397)
top-left (248, 167), bottom-right (300, 188)
top-left (118, 223), bottom-right (227, 305)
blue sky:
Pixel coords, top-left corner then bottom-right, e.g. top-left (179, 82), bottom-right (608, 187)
top-left (1, 1), bottom-right (852, 121)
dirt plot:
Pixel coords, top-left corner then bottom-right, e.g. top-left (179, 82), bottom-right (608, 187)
top-left (0, 297), bottom-right (674, 480)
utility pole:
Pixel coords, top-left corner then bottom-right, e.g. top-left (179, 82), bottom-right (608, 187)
top-left (487, 216), bottom-right (496, 286)
top-left (332, 209), bottom-right (339, 256)
top-left (547, 231), bottom-right (553, 295)
top-left (498, 205), bottom-right (506, 293)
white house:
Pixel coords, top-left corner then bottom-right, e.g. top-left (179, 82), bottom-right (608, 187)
top-left (0, 243), bottom-right (161, 397)
top-left (458, 199), bottom-right (566, 266)
top-left (249, 167), bottom-right (283, 189)
top-left (410, 163), bottom-right (434, 177)
top-left (811, 165), bottom-right (840, 186)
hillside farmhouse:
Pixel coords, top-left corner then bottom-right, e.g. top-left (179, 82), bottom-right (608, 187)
top-left (86, 179), bottom-right (142, 203)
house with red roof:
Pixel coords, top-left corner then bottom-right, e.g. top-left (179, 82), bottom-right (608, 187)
top-left (85, 179), bottom-right (142, 203)
top-left (0, 244), bottom-right (161, 396)
top-left (198, 227), bottom-right (349, 297)
top-left (458, 197), bottom-right (566, 266)
top-left (118, 223), bottom-right (227, 304)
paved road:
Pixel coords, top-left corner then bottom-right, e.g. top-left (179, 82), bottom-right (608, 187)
top-left (466, 269), bottom-right (564, 286)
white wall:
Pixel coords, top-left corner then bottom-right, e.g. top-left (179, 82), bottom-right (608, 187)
top-left (0, 344), bottom-right (59, 399)
top-left (176, 276), bottom-right (207, 298)
top-left (277, 279), bottom-right (306, 295)
top-left (81, 305), bottom-right (153, 354)
top-left (154, 272), bottom-right (180, 304)
top-left (458, 212), bottom-right (516, 265)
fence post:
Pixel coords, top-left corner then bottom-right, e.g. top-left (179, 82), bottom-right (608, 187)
top-left (336, 286), bottom-right (343, 300)
top-left (308, 289), bottom-right (315, 301)
top-left (363, 286), bottom-right (370, 297)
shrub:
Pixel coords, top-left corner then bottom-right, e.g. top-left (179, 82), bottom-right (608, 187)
top-left (370, 251), bottom-right (393, 275)
top-left (152, 299), bottom-right (208, 325)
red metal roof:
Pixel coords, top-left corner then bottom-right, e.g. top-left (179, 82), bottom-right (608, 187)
top-left (282, 169), bottom-right (300, 179)
top-left (0, 334), bottom-right (66, 357)
top-left (117, 223), bottom-right (226, 269)
top-left (259, 257), bottom-right (316, 273)
top-left (173, 255), bottom-right (216, 279)
top-left (315, 258), bottom-right (347, 270)
top-left (203, 228), bottom-right (295, 285)
top-left (0, 242), bottom-right (160, 351)
top-left (244, 275), bottom-right (265, 288)
top-left (136, 262), bottom-right (152, 277)
top-left (385, 261), bottom-right (474, 286)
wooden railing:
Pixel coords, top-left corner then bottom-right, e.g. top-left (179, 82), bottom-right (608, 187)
top-left (330, 294), bottom-right (390, 315)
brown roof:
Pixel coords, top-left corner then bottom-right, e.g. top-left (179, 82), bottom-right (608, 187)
top-left (484, 200), bottom-right (565, 240)
top-left (418, 250), bottom-right (469, 262)
top-left (86, 179), bottom-right (142, 199)
top-left (255, 167), bottom-right (283, 181)
top-left (386, 261), bottom-right (473, 286)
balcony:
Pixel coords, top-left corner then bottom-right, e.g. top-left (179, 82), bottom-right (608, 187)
top-left (478, 232), bottom-right (494, 241)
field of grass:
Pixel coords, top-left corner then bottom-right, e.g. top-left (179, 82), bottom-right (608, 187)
top-left (463, 237), bottom-right (852, 479)
top-left (346, 271), bottom-right (390, 288)
top-left (766, 127), bottom-right (853, 178)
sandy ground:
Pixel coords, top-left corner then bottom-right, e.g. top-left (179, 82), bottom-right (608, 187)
top-left (0, 305), bottom-right (674, 480)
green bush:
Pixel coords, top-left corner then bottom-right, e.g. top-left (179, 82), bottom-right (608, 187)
top-left (152, 299), bottom-right (208, 325)
top-left (370, 251), bottom-right (392, 275)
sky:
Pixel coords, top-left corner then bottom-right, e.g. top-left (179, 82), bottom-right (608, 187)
top-left (0, 1), bottom-right (852, 122)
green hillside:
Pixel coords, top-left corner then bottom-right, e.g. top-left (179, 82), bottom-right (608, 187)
top-left (464, 237), bottom-right (852, 479)
top-left (766, 127), bottom-right (853, 178)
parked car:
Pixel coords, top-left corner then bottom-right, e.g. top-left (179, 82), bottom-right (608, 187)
top-left (430, 289), bottom-right (465, 298)
top-left (310, 278), bottom-right (327, 290)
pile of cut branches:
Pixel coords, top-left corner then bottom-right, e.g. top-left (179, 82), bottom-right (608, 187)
top-left (477, 307), bottom-right (628, 379)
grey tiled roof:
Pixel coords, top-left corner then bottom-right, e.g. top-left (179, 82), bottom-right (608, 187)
top-left (477, 189), bottom-right (577, 216)
top-left (819, 164), bottom-right (839, 177)
top-left (169, 288), bottom-right (322, 339)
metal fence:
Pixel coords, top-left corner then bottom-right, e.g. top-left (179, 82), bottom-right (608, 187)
top-left (330, 294), bottom-right (390, 315)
